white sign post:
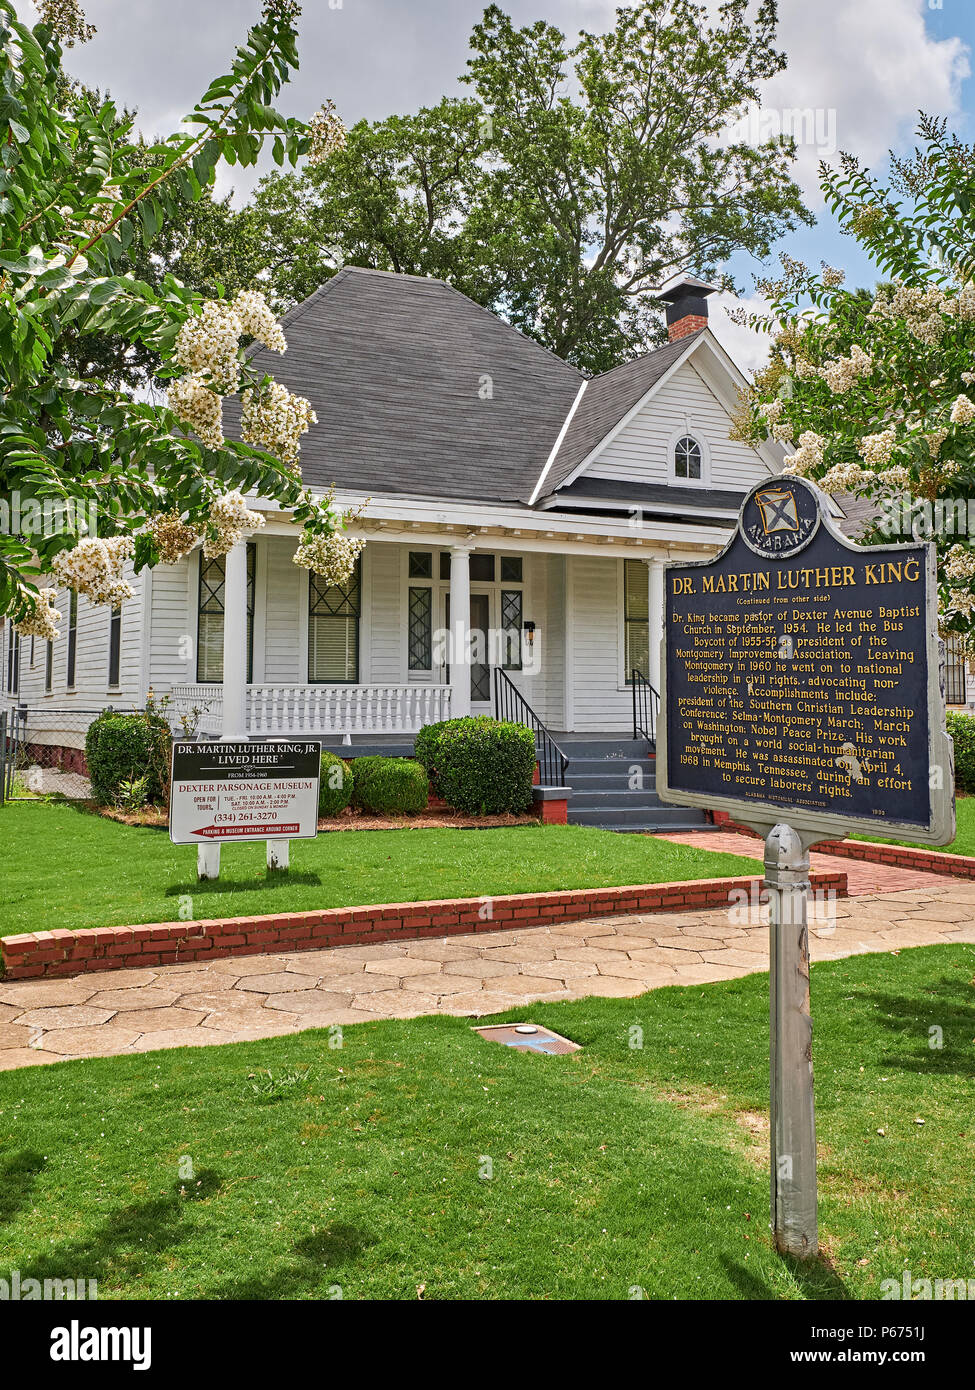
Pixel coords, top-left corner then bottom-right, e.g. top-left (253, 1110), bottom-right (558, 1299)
top-left (169, 740), bottom-right (322, 881)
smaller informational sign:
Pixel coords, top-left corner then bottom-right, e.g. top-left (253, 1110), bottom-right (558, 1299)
top-left (169, 740), bottom-right (322, 846)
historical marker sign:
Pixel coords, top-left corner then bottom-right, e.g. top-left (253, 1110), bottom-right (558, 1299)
top-left (658, 474), bottom-right (955, 1259)
top-left (658, 475), bottom-right (954, 845)
top-left (169, 740), bottom-right (322, 846)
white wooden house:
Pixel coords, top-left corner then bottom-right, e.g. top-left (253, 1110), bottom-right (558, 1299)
top-left (3, 269), bottom-right (823, 828)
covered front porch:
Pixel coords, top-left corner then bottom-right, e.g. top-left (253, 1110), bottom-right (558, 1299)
top-left (150, 500), bottom-right (717, 744)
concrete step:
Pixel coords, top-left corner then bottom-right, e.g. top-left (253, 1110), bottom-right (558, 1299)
top-left (565, 756), bottom-right (654, 777)
top-left (558, 737), bottom-right (649, 759)
top-left (568, 804), bottom-right (708, 828)
top-left (569, 788), bottom-right (667, 810)
top-left (566, 773), bottom-right (656, 793)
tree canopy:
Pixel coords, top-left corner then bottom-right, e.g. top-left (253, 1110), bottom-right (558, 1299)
top-left (239, 0), bottom-right (812, 372)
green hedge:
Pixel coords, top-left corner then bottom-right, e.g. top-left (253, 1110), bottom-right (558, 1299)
top-left (85, 709), bottom-right (171, 807)
top-left (350, 756), bottom-right (428, 815)
top-left (947, 710), bottom-right (975, 793)
top-left (414, 716), bottom-right (535, 815)
top-left (318, 751), bottom-right (354, 817)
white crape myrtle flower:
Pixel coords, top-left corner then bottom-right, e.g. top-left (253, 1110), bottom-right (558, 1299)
top-left (821, 266), bottom-right (845, 289)
top-left (926, 426), bottom-right (949, 457)
top-left (878, 464), bottom-right (912, 490)
top-left (782, 430), bottom-right (826, 477)
top-left (293, 530), bottom-right (364, 587)
top-left (39, 0), bottom-right (95, 46)
top-left (307, 100), bottom-right (347, 165)
top-left (793, 357), bottom-right (819, 380)
top-left (232, 290), bottom-right (287, 354)
top-left (953, 283), bottom-right (975, 322)
top-left (949, 393), bottom-right (975, 425)
top-left (819, 345), bottom-right (873, 394)
top-left (945, 544), bottom-right (975, 583)
top-left (869, 283), bottom-right (948, 346)
top-left (857, 429), bottom-right (896, 468)
top-left (818, 460), bottom-right (869, 495)
top-left (949, 587), bottom-right (975, 617)
top-left (174, 300), bottom-right (243, 395)
top-left (14, 588), bottom-right (62, 641)
top-left (262, 0), bottom-right (301, 19)
top-left (240, 380), bottom-right (317, 466)
top-left (203, 491), bottom-right (266, 559)
top-left (51, 536), bottom-right (134, 606)
top-left (167, 374), bottom-right (224, 449)
top-left (147, 511), bottom-right (201, 566)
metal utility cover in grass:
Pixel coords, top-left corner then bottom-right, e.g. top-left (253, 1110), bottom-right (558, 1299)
top-left (473, 1023), bottom-right (580, 1054)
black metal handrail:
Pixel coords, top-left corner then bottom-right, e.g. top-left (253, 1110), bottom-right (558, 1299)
top-left (631, 667), bottom-right (660, 745)
top-left (493, 667), bottom-right (569, 787)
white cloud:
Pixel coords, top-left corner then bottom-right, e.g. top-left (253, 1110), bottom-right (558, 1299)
top-left (707, 290), bottom-right (774, 378)
top-left (760, 0), bottom-right (969, 200)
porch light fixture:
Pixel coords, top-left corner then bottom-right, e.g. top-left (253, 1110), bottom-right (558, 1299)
top-left (522, 620), bottom-right (536, 651)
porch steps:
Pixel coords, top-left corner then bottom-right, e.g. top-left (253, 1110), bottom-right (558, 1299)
top-left (557, 736), bottom-right (713, 835)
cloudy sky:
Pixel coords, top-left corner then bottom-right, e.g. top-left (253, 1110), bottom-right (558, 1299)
top-left (28, 0), bottom-right (974, 370)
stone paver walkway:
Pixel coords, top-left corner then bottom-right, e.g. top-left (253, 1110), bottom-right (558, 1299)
top-left (660, 829), bottom-right (948, 895)
top-left (2, 875), bottom-right (974, 1071)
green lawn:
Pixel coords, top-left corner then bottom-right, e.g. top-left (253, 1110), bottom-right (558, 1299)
top-left (0, 801), bottom-right (759, 936)
top-left (856, 795), bottom-right (975, 856)
top-left (0, 944), bottom-right (970, 1300)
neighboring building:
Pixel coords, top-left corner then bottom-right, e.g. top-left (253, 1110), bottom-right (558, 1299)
top-left (1, 268), bottom-right (873, 828)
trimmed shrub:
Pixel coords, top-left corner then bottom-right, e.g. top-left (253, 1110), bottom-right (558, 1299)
top-left (350, 756), bottom-right (428, 815)
top-left (414, 716), bottom-right (535, 815)
top-left (947, 710), bottom-right (975, 793)
top-left (318, 751), bottom-right (354, 817)
top-left (85, 709), bottom-right (171, 807)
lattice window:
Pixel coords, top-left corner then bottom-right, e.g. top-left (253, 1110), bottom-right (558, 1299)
top-left (309, 556), bottom-right (361, 683)
top-left (408, 586), bottom-right (432, 671)
top-left (197, 545), bottom-right (255, 683)
top-left (500, 589), bottom-right (523, 670)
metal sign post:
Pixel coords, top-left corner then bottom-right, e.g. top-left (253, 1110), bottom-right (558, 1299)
top-left (765, 823), bottom-right (816, 1257)
top-left (657, 475), bottom-right (954, 1261)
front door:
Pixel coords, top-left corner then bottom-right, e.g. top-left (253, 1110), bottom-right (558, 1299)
top-left (469, 592), bottom-right (491, 705)
top-left (444, 592), bottom-right (493, 705)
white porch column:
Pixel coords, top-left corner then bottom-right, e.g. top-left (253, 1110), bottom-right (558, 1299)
top-left (647, 556), bottom-right (664, 691)
top-left (449, 543), bottom-right (473, 718)
top-left (221, 539), bottom-right (249, 740)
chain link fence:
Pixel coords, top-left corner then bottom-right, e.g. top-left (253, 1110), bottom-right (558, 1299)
top-left (0, 705), bottom-right (141, 802)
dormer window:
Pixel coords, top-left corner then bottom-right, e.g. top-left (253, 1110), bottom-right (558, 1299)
top-left (674, 434), bottom-right (702, 481)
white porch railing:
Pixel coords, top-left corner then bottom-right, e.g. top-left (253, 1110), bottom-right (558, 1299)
top-left (169, 683), bottom-right (452, 737)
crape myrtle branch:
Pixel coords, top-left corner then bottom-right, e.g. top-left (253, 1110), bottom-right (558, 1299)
top-left (0, 0), bottom-right (350, 631)
top-left (728, 117), bottom-right (975, 637)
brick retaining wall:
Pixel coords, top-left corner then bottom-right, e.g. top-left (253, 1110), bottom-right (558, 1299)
top-left (710, 808), bottom-right (975, 878)
top-left (1, 868), bottom-right (847, 979)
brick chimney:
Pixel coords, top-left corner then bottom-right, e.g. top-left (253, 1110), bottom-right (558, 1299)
top-left (658, 276), bottom-right (718, 343)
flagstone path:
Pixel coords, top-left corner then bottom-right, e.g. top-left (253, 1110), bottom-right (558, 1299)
top-left (2, 851), bottom-right (973, 1071)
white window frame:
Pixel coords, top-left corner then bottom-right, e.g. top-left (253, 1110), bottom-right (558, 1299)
top-left (667, 426), bottom-right (710, 487)
top-left (399, 547), bottom-right (527, 686)
top-left (616, 557), bottom-right (652, 690)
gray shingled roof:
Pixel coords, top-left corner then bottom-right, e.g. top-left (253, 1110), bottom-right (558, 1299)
top-left (538, 332), bottom-right (704, 496)
top-left (227, 266), bottom-right (584, 505)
